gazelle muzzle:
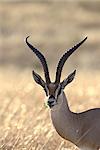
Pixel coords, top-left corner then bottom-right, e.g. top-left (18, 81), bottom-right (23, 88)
top-left (47, 95), bottom-right (57, 108)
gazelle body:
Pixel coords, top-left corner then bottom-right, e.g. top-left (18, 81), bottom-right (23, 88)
top-left (26, 36), bottom-right (100, 150)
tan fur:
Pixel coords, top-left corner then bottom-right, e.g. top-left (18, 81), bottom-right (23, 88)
top-left (50, 92), bottom-right (100, 150)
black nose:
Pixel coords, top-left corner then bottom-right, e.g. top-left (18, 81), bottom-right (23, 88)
top-left (48, 100), bottom-right (54, 106)
top-left (48, 96), bottom-right (55, 108)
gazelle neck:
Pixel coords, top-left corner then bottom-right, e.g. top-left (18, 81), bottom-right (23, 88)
top-left (51, 91), bottom-right (71, 114)
top-left (50, 91), bottom-right (79, 145)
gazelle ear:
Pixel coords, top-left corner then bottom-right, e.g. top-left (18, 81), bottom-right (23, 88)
top-left (32, 70), bottom-right (46, 88)
top-left (61, 70), bottom-right (76, 89)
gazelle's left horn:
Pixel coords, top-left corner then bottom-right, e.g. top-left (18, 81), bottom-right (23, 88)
top-left (55, 37), bottom-right (87, 84)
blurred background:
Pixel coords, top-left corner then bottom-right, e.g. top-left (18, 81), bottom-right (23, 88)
top-left (0, 1), bottom-right (100, 150)
top-left (0, 1), bottom-right (100, 73)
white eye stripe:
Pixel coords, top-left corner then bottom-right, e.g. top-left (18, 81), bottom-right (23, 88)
top-left (44, 85), bottom-right (49, 96)
top-left (55, 84), bottom-right (61, 99)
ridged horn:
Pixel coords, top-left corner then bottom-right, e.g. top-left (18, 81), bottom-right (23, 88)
top-left (55, 37), bottom-right (87, 84)
top-left (26, 36), bottom-right (51, 84)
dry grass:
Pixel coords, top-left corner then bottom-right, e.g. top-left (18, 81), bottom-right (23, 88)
top-left (0, 68), bottom-right (100, 150)
top-left (0, 1), bottom-right (100, 149)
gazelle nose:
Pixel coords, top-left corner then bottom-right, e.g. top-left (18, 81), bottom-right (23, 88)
top-left (48, 95), bottom-right (55, 108)
top-left (48, 100), bottom-right (54, 105)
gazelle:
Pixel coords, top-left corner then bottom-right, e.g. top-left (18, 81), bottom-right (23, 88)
top-left (26, 36), bottom-right (100, 150)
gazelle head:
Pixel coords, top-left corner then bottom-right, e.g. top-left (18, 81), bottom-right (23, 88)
top-left (26, 36), bottom-right (87, 108)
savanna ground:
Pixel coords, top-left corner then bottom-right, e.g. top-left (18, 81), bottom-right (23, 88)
top-left (0, 1), bottom-right (100, 150)
top-left (0, 69), bottom-right (100, 150)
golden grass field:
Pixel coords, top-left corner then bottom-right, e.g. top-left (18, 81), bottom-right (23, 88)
top-left (0, 68), bottom-right (100, 150)
top-left (0, 1), bottom-right (100, 150)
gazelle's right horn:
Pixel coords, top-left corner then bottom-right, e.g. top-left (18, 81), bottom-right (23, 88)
top-left (26, 36), bottom-right (51, 85)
